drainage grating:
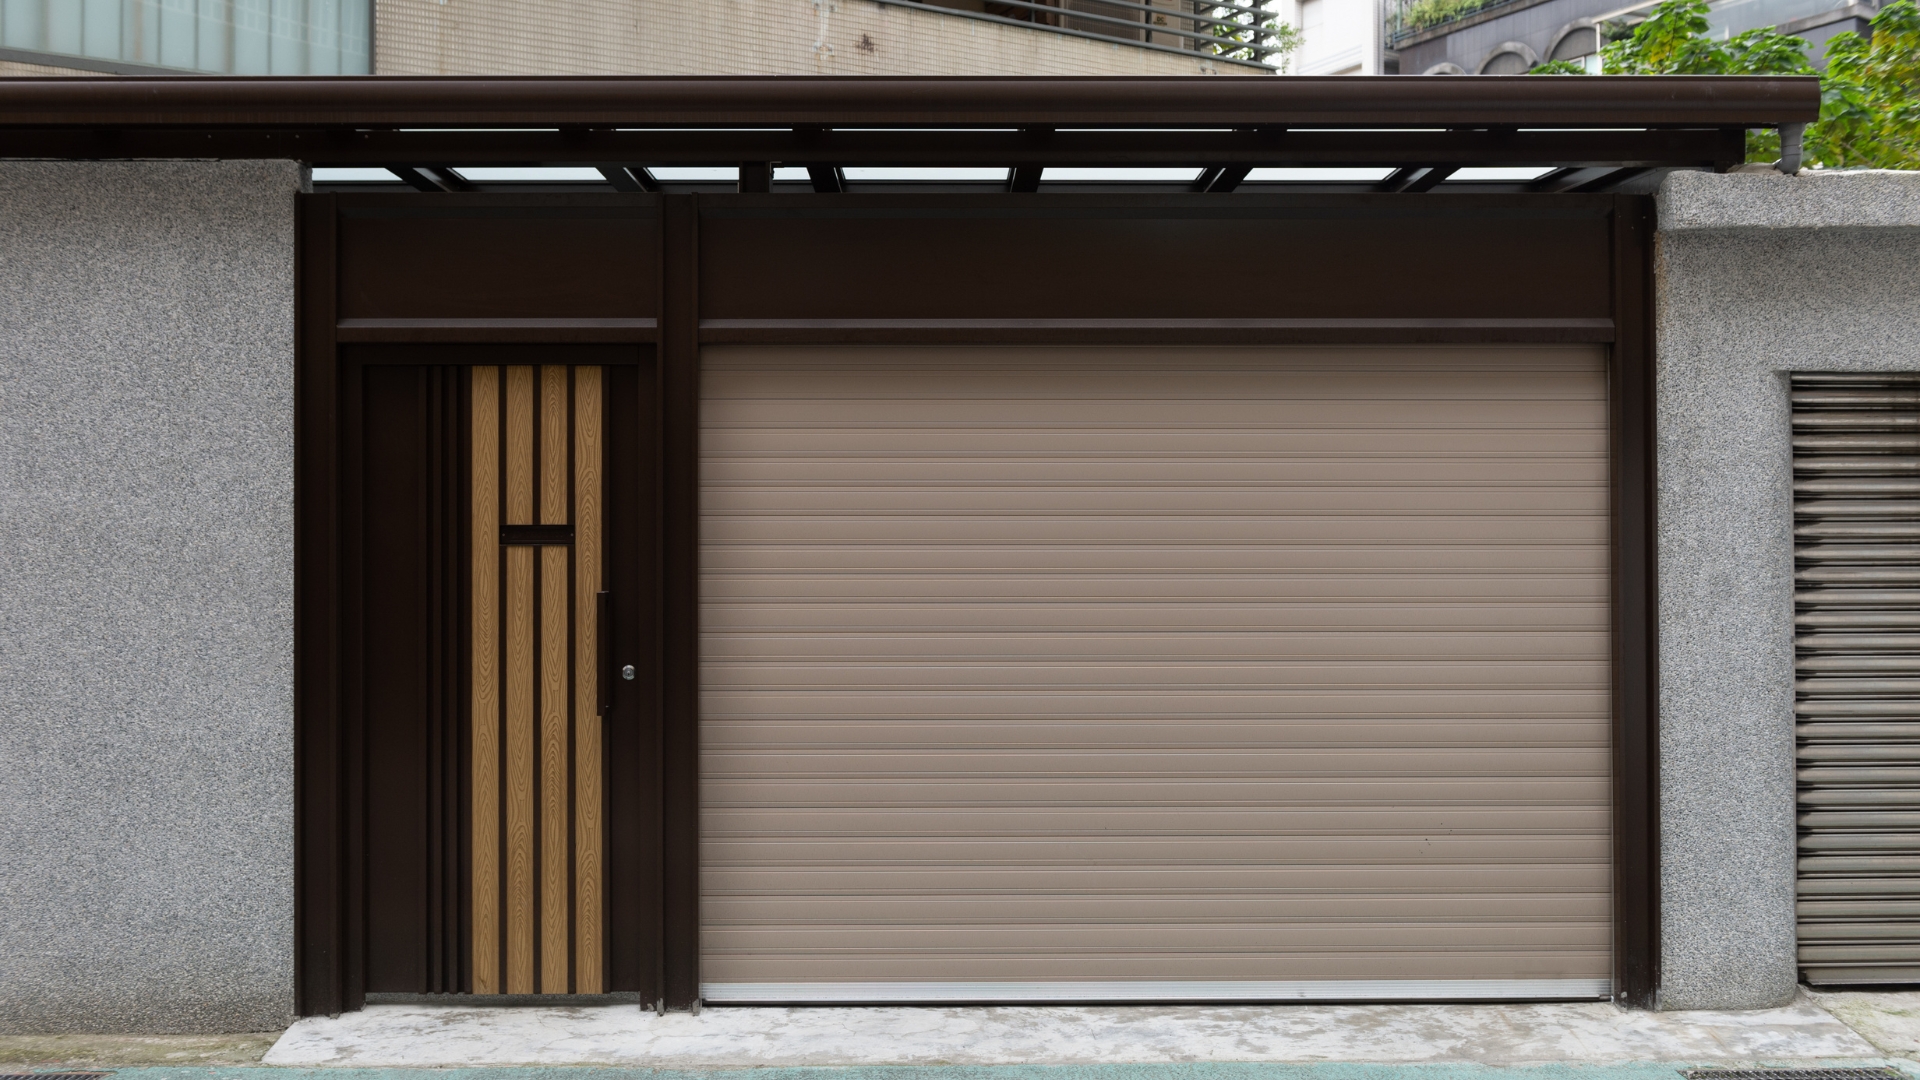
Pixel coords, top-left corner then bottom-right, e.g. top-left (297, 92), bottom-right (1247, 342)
top-left (1683, 1071), bottom-right (1909, 1080)
top-left (1681, 1060), bottom-right (1904, 1068)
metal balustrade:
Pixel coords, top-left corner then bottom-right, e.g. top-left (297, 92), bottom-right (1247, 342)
top-left (879, 0), bottom-right (1289, 67)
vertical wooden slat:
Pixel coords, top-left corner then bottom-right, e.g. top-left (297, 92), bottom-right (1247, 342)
top-left (540, 364), bottom-right (573, 993)
top-left (470, 366), bottom-right (501, 995)
top-left (504, 365), bottom-right (537, 994)
top-left (573, 366), bottom-right (605, 993)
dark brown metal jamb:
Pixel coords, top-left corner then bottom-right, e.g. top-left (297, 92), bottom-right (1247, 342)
top-left (337, 297), bottom-right (370, 1016)
top-left (455, 368), bottom-right (476, 996)
top-left (295, 193), bottom-right (345, 1017)
top-left (1609, 193), bottom-right (1661, 1008)
top-left (604, 352), bottom-right (662, 998)
top-left (660, 194), bottom-right (703, 1010)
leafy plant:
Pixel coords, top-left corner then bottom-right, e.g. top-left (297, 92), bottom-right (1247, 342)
top-left (1526, 0), bottom-right (1920, 168)
top-left (1597, 0), bottom-right (1814, 74)
top-left (1399, 0), bottom-right (1502, 34)
top-left (1197, 0), bottom-right (1303, 69)
top-left (1806, 0), bottom-right (1920, 166)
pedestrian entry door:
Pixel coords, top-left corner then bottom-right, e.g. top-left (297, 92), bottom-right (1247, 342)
top-left (348, 353), bottom-right (658, 999)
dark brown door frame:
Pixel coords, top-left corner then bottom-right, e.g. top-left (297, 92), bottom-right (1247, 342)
top-left (296, 191), bottom-right (1659, 1015)
top-left (295, 194), bottom-right (670, 1014)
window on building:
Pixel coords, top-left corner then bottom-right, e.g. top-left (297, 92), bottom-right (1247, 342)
top-left (1299, 0), bottom-right (1325, 37)
top-left (1549, 24), bottom-right (1603, 71)
top-left (0, 0), bottom-right (371, 74)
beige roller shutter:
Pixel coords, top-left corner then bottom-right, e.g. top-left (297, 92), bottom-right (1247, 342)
top-left (701, 345), bottom-right (1611, 1003)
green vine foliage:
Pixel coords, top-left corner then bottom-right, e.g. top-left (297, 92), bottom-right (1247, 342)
top-left (1527, 0), bottom-right (1920, 168)
top-left (1400, 0), bottom-right (1501, 34)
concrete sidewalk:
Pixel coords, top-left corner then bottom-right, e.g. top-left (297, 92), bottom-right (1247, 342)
top-left (26, 1066), bottom-right (1910, 1080)
top-left (12, 990), bottom-right (1920, 1076)
top-left (260, 995), bottom-right (1905, 1069)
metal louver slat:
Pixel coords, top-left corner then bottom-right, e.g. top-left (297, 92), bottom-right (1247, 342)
top-left (1796, 372), bottom-right (1920, 986)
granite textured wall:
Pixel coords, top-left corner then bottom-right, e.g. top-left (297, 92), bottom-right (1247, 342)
top-left (1654, 169), bottom-right (1920, 1009)
top-left (0, 160), bottom-right (305, 1033)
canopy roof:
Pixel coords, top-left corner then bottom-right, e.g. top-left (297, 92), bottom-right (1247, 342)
top-left (0, 75), bottom-right (1821, 192)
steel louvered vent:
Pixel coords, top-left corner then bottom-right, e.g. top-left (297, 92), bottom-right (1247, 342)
top-left (1689, 1060), bottom-right (1912, 1068)
top-left (1794, 373), bottom-right (1920, 985)
top-left (1683, 1070), bottom-right (1909, 1080)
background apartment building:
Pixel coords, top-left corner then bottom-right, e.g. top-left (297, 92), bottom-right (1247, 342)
top-left (1270, 0), bottom-right (1876, 78)
top-left (0, 0), bottom-right (1282, 77)
top-left (1288, 0), bottom-right (1388, 72)
top-left (1386, 0), bottom-right (1877, 74)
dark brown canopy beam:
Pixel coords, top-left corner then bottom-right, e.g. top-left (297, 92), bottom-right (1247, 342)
top-left (0, 125), bottom-right (1749, 169)
top-left (0, 74), bottom-right (1820, 130)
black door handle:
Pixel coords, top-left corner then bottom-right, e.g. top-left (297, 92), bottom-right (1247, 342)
top-left (597, 590), bottom-right (613, 716)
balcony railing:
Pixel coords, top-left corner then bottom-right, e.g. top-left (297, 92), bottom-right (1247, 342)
top-left (1385, 0), bottom-right (1536, 45)
top-left (882, 0), bottom-right (1288, 67)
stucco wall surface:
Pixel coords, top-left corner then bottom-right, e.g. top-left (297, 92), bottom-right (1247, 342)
top-left (1654, 168), bottom-right (1920, 1010)
top-left (375, 0), bottom-right (1252, 76)
top-left (0, 160), bottom-right (305, 1033)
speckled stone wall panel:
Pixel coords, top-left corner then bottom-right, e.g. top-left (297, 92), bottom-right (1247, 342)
top-left (1654, 170), bottom-right (1920, 1010)
top-left (0, 160), bottom-right (304, 1033)
top-left (1662, 169), bottom-right (1920, 232)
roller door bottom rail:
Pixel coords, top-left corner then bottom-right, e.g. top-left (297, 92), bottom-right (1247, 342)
top-left (700, 979), bottom-right (1613, 1004)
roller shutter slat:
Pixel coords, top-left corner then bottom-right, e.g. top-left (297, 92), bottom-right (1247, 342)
top-left (1796, 680), bottom-right (1920, 696)
top-left (1801, 877), bottom-right (1920, 894)
top-left (1801, 789), bottom-right (1920, 806)
top-left (1795, 372), bottom-right (1920, 984)
top-left (1800, 901), bottom-right (1920, 917)
top-left (1798, 482), bottom-right (1920, 496)
top-left (1794, 435), bottom-right (1920, 451)
top-left (1799, 855), bottom-right (1920, 872)
top-left (1799, 745), bottom-right (1920, 761)
top-left (1799, 658), bottom-right (1920, 673)
top-left (1800, 835), bottom-right (1920, 851)
top-left (1798, 699), bottom-right (1920, 716)
top-left (1789, 760), bottom-right (1920, 776)
top-left (1796, 726), bottom-right (1920, 741)
top-left (1798, 524), bottom-right (1920, 540)
top-left (1801, 812), bottom-right (1920, 829)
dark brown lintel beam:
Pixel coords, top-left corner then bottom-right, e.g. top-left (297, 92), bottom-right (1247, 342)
top-left (697, 317), bottom-right (1617, 345)
top-left (0, 75), bottom-right (1821, 128)
top-left (0, 126), bottom-right (1748, 168)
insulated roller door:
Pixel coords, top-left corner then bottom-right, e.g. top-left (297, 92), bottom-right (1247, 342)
top-left (1794, 373), bottom-right (1920, 984)
top-left (700, 346), bottom-right (1612, 1003)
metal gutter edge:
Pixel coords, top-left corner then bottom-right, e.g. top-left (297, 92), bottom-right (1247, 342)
top-left (0, 75), bottom-right (1822, 129)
